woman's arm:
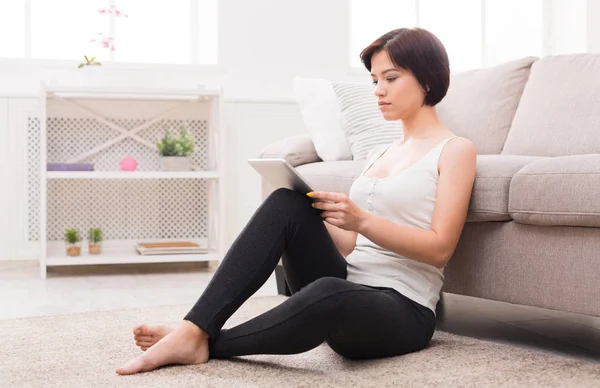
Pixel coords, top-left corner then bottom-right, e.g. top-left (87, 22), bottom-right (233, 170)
top-left (357, 138), bottom-right (477, 268)
top-left (325, 222), bottom-right (357, 257)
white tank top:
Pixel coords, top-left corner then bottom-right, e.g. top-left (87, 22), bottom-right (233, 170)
top-left (345, 136), bottom-right (458, 315)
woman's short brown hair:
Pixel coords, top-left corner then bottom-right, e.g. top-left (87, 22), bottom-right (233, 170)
top-left (360, 28), bottom-right (450, 106)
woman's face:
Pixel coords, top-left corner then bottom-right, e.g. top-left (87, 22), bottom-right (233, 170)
top-left (370, 50), bottom-right (426, 121)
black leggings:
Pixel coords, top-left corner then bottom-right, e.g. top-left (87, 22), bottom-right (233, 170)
top-left (183, 188), bottom-right (436, 360)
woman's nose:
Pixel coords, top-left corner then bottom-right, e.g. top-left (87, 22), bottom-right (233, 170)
top-left (374, 84), bottom-right (386, 97)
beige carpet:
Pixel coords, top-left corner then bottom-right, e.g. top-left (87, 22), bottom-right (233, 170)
top-left (2, 296), bottom-right (599, 388)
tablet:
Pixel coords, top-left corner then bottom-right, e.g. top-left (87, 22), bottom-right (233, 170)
top-left (247, 158), bottom-right (315, 195)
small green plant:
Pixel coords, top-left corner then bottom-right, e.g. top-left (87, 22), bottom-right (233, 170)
top-left (64, 229), bottom-right (82, 245)
top-left (78, 55), bottom-right (102, 69)
top-left (88, 228), bottom-right (103, 244)
top-left (157, 126), bottom-right (195, 157)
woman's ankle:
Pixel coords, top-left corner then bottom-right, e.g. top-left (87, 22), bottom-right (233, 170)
top-left (182, 319), bottom-right (209, 339)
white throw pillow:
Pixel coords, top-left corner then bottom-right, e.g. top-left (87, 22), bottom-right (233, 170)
top-left (331, 82), bottom-right (403, 160)
top-left (293, 77), bottom-right (353, 161)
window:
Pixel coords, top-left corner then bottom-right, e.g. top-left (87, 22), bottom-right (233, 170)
top-left (0, 0), bottom-right (26, 58)
top-left (419, 0), bottom-right (482, 73)
top-left (350, 0), bottom-right (587, 72)
top-left (349, 0), bottom-right (417, 68)
top-left (30, 0), bottom-right (107, 61)
top-left (115, 0), bottom-right (191, 64)
top-left (0, 0), bottom-right (218, 65)
top-left (484, 0), bottom-right (543, 65)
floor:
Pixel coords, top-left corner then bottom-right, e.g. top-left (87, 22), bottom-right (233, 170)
top-left (1, 260), bottom-right (599, 365)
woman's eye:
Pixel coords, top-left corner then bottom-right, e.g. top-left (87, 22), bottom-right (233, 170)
top-left (372, 78), bottom-right (396, 85)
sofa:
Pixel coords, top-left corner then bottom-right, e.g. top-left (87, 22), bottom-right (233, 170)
top-left (258, 54), bottom-right (600, 318)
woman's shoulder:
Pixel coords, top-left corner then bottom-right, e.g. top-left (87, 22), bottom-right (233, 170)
top-left (443, 135), bottom-right (476, 153)
top-left (438, 136), bottom-right (477, 172)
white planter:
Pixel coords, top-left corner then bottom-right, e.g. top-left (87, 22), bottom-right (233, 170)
top-left (161, 156), bottom-right (191, 171)
top-left (77, 65), bottom-right (104, 86)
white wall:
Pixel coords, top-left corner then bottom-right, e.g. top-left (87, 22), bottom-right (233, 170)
top-left (588, 0), bottom-right (600, 52)
top-left (0, 0), bottom-right (599, 261)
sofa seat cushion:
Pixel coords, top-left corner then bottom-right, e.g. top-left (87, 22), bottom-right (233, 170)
top-left (509, 154), bottom-right (600, 227)
top-left (467, 155), bottom-right (544, 222)
top-left (296, 160), bottom-right (365, 195)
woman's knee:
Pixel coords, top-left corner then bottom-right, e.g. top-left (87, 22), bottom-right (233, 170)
top-left (264, 187), bottom-right (317, 218)
top-left (327, 337), bottom-right (429, 360)
top-left (266, 188), bottom-right (308, 206)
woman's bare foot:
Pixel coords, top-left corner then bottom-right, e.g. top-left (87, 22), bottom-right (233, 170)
top-left (116, 320), bottom-right (209, 375)
top-left (133, 324), bottom-right (174, 351)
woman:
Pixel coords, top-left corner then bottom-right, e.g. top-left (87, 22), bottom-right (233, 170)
top-left (117, 27), bottom-right (477, 375)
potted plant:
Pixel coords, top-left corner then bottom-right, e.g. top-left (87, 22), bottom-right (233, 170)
top-left (77, 55), bottom-right (102, 69)
top-left (64, 228), bottom-right (82, 257)
top-left (77, 56), bottom-right (103, 85)
top-left (156, 126), bottom-right (195, 171)
top-left (88, 227), bottom-right (103, 255)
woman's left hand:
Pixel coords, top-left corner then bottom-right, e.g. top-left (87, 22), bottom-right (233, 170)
top-left (308, 191), bottom-right (368, 232)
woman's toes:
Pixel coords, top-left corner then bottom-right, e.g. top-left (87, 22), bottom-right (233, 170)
top-left (133, 324), bottom-right (174, 340)
top-left (134, 335), bottom-right (152, 342)
top-left (133, 324), bottom-right (149, 336)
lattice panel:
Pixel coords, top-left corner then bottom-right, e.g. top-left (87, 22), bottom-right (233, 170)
top-left (46, 179), bottom-right (208, 241)
top-left (47, 117), bottom-right (209, 171)
top-left (27, 115), bottom-right (212, 242)
top-left (28, 117), bottom-right (41, 241)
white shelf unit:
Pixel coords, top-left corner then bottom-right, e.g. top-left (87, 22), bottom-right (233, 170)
top-left (38, 84), bottom-right (226, 278)
top-left (46, 171), bottom-right (220, 180)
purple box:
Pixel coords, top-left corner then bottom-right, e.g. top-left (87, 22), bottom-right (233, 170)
top-left (47, 163), bottom-right (95, 171)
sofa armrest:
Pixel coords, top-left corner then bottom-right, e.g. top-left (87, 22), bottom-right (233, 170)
top-left (258, 134), bottom-right (322, 167)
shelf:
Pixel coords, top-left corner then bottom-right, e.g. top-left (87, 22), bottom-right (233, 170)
top-left (46, 239), bottom-right (217, 266)
top-left (46, 170), bottom-right (219, 180)
top-left (44, 85), bottom-right (221, 100)
top-left (47, 252), bottom-right (219, 266)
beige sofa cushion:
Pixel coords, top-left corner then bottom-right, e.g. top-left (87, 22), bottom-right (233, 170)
top-left (467, 155), bottom-right (544, 222)
top-left (509, 154), bottom-right (600, 227)
top-left (503, 54), bottom-right (600, 156)
top-left (436, 57), bottom-right (537, 155)
top-left (296, 161), bottom-right (364, 195)
top-left (259, 134), bottom-right (321, 167)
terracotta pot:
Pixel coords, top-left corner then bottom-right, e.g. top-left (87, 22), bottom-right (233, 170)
top-left (66, 246), bottom-right (81, 257)
top-left (89, 243), bottom-right (102, 255)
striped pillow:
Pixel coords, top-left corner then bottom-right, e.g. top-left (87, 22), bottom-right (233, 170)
top-left (332, 82), bottom-right (403, 160)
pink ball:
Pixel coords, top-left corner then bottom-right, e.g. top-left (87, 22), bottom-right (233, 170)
top-left (120, 156), bottom-right (138, 171)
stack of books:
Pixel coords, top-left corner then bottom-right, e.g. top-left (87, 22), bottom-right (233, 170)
top-left (135, 241), bottom-right (208, 256)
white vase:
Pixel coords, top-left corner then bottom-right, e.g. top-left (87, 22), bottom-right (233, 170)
top-left (161, 156), bottom-right (191, 171)
top-left (77, 66), bottom-right (103, 86)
